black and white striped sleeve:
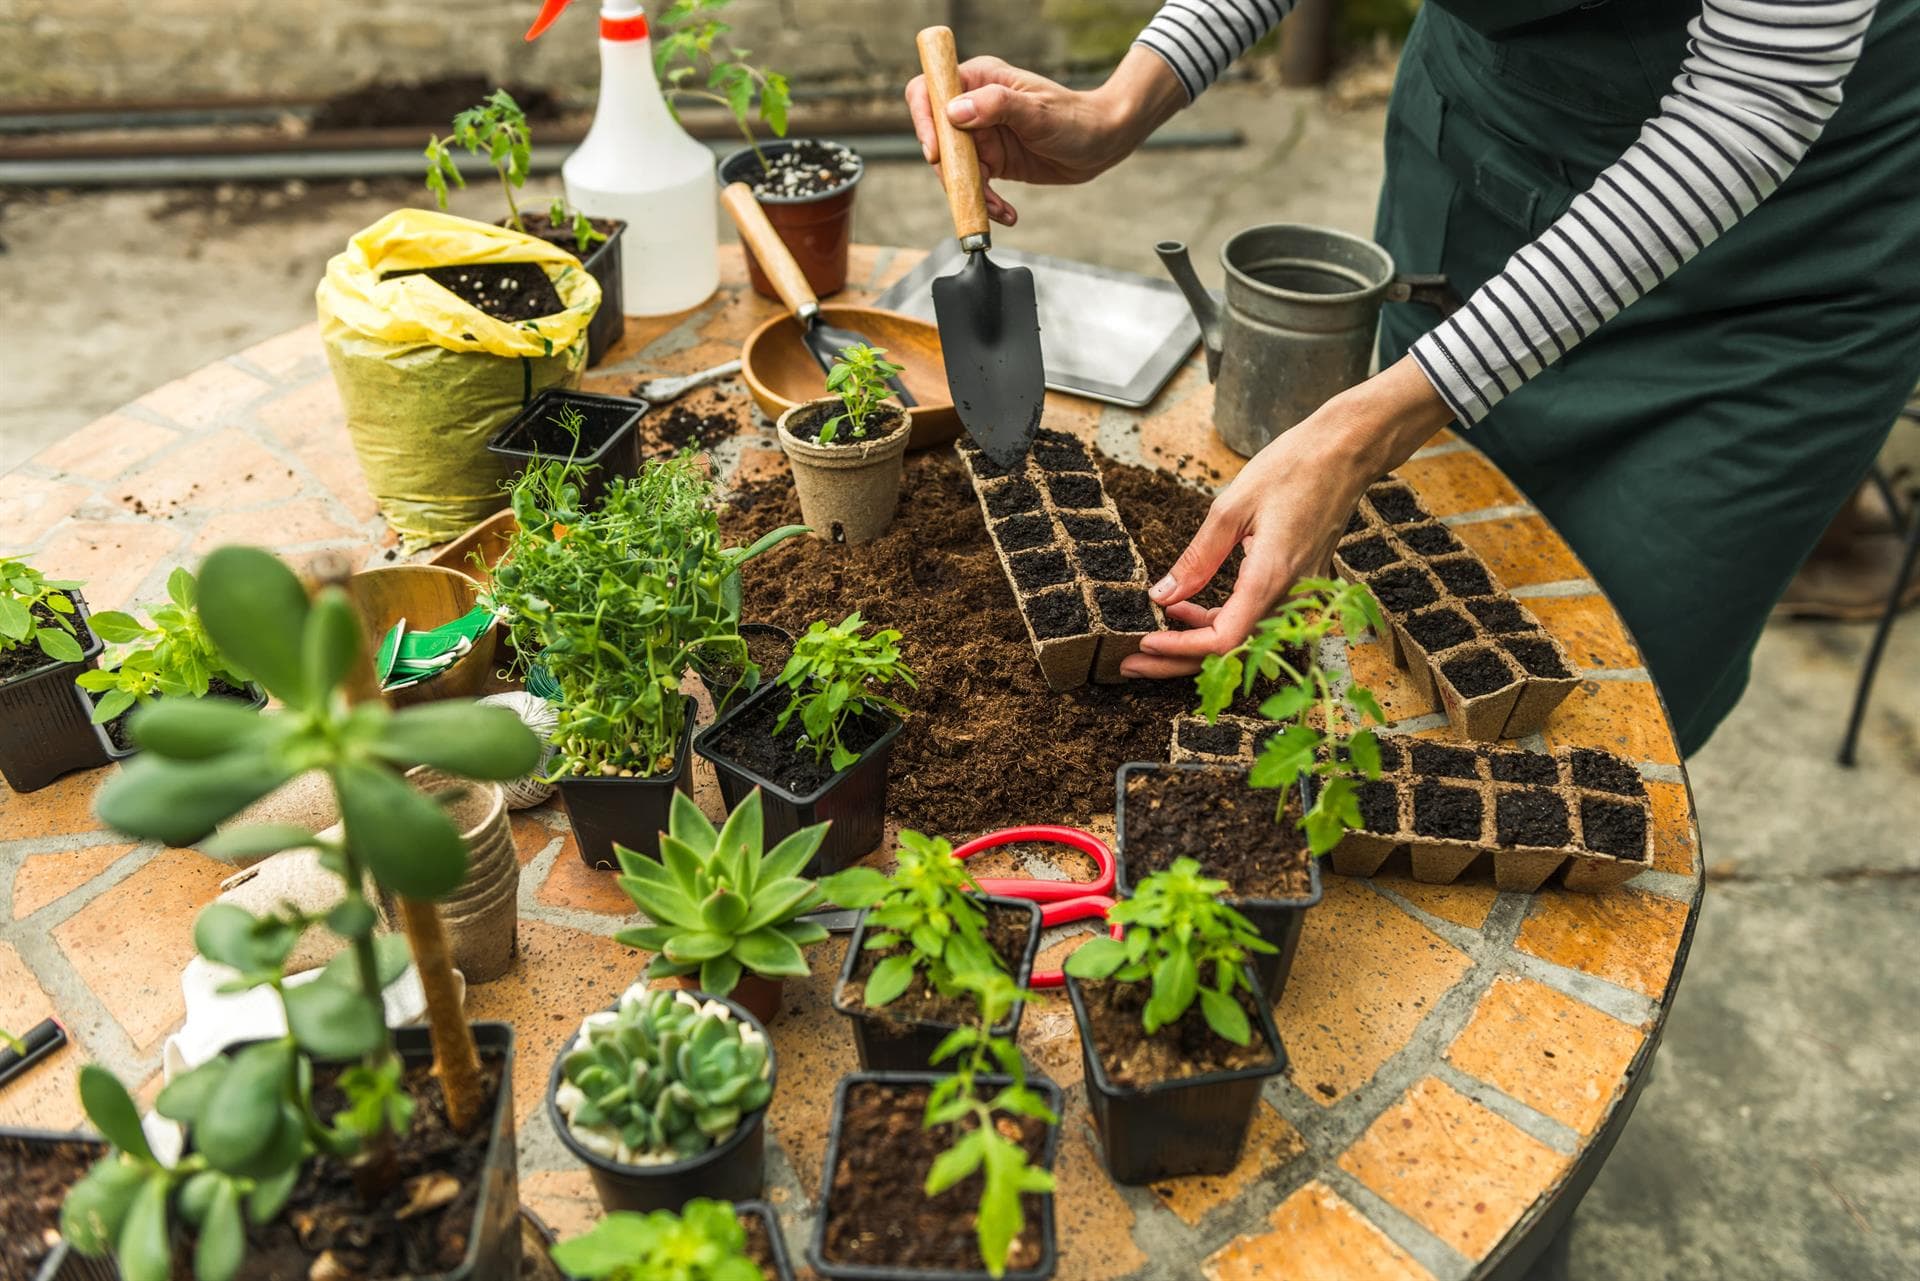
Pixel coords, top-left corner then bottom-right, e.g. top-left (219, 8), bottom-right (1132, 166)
top-left (1135, 0), bottom-right (1294, 100)
top-left (1411, 0), bottom-right (1880, 425)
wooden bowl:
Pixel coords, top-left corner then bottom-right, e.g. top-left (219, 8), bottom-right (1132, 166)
top-left (740, 304), bottom-right (962, 450)
top-left (429, 508), bottom-right (519, 581)
top-left (347, 564), bottom-right (497, 709)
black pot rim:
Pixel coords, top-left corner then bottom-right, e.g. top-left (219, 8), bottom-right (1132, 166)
top-left (1064, 965), bottom-right (1288, 1100)
top-left (829, 895), bottom-right (1041, 1039)
top-left (545, 988), bottom-right (778, 1183)
top-left (733, 1199), bottom-right (795, 1280)
top-left (1114, 761), bottom-right (1326, 911)
top-left (806, 1070), bottom-right (1062, 1281)
top-left (693, 680), bottom-right (904, 807)
top-left (94, 680), bottom-right (270, 762)
top-left (550, 694), bottom-right (698, 791)
top-left (484, 386), bottom-right (650, 464)
top-left (0, 589), bottom-right (104, 693)
top-left (717, 139), bottom-right (865, 205)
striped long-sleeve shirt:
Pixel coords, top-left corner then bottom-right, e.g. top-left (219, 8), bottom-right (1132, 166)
top-left (1135, 0), bottom-right (1881, 425)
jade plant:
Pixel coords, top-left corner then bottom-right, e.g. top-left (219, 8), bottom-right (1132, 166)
top-left (614, 789), bottom-right (830, 998)
top-left (555, 988), bottom-right (773, 1163)
top-left (61, 546), bottom-right (540, 1281)
top-left (425, 89), bottom-right (605, 253)
top-left (0, 555), bottom-right (85, 666)
top-left (1195, 578), bottom-right (1388, 853)
top-left (817, 345), bottom-right (905, 443)
top-left (819, 831), bottom-right (1007, 1009)
top-left (75, 567), bottom-right (253, 724)
top-left (551, 1198), bottom-right (764, 1281)
top-left (775, 612), bottom-right (915, 769)
top-left (1063, 857), bottom-right (1275, 1046)
top-left (653, 0), bottom-right (790, 169)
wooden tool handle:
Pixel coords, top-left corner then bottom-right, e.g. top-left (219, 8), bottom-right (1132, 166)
top-left (916, 25), bottom-right (990, 244)
top-left (721, 181), bottom-right (818, 318)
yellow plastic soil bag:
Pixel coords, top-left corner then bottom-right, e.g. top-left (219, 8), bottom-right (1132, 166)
top-left (316, 209), bottom-right (602, 548)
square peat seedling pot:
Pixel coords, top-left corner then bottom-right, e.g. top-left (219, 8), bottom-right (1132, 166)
top-left (1065, 970), bottom-right (1287, 1185)
top-left (1434, 645), bottom-right (1526, 741)
top-left (553, 695), bottom-right (697, 870)
top-left (1407, 775), bottom-right (1495, 883)
top-left (505, 215), bottom-right (627, 367)
top-left (1489, 779), bottom-right (1578, 891)
top-left (1326, 772), bottom-right (1413, 879)
top-left (1562, 775), bottom-right (1654, 892)
top-left (1, 1126), bottom-right (111, 1281)
top-left (0, 591), bottom-right (110, 794)
top-left (485, 388), bottom-right (648, 510)
top-left (808, 1071), bottom-right (1061, 1281)
top-left (734, 1200), bottom-right (797, 1281)
top-left (1497, 632), bottom-right (1582, 737)
top-left (831, 897), bottom-right (1042, 1072)
top-left (693, 681), bottom-right (903, 878)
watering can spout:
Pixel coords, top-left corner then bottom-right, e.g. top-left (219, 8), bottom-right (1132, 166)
top-left (1156, 240), bottom-right (1222, 381)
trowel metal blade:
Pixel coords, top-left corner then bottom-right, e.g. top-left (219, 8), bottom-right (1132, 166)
top-left (931, 252), bottom-right (1044, 469)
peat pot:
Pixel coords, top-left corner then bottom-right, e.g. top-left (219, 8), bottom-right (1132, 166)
top-left (776, 400), bottom-right (910, 546)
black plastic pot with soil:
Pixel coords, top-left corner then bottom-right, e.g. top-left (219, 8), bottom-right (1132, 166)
top-left (94, 677), bottom-right (269, 762)
top-left (808, 1071), bottom-right (1061, 1281)
top-left (735, 1200), bottom-right (797, 1281)
top-left (718, 140), bottom-right (865, 301)
top-left (486, 387), bottom-right (648, 511)
top-left (0, 593), bottom-right (110, 794)
top-left (831, 897), bottom-right (1042, 1072)
top-left (693, 623), bottom-right (794, 712)
top-left (508, 213), bottom-right (627, 367)
top-left (0, 1126), bottom-right (111, 1281)
top-left (552, 695), bottom-right (697, 870)
top-left (693, 680), bottom-right (904, 878)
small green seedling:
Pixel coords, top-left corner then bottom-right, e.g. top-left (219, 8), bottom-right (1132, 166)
top-left (550, 1198), bottom-right (763, 1281)
top-left (653, 0), bottom-right (790, 169)
top-left (774, 612), bottom-right (915, 769)
top-left (0, 555), bottom-right (85, 666)
top-left (1064, 857), bottom-right (1274, 1046)
top-left (1194, 578), bottom-right (1388, 854)
top-left (819, 831), bottom-right (1004, 1009)
top-left (76, 567), bottom-right (253, 725)
top-left (0, 1027), bottom-right (24, 1056)
top-left (818, 345), bottom-right (905, 444)
top-left (424, 89), bottom-right (605, 253)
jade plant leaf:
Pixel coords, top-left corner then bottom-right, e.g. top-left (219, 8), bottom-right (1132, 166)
top-left (119, 1176), bottom-right (173, 1281)
top-left (335, 762), bottom-right (468, 900)
top-left (78, 1066), bottom-right (155, 1161)
top-left (195, 546), bottom-right (311, 709)
top-left (127, 697), bottom-right (270, 761)
top-left (285, 978), bottom-right (385, 1060)
top-left (97, 753), bottom-right (298, 849)
top-left (300, 590), bottom-right (361, 705)
top-left (194, 1177), bottom-right (245, 1281)
top-left (373, 701), bottom-right (543, 780)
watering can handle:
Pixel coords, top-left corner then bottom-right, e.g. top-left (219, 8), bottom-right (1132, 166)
top-left (1386, 273), bottom-right (1463, 318)
top-left (916, 26), bottom-right (993, 248)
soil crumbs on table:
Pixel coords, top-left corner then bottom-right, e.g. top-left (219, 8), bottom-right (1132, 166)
top-left (840, 901), bottom-right (1033, 1028)
top-left (701, 693), bottom-right (888, 796)
top-left (722, 449), bottom-right (1234, 835)
top-left (0, 1135), bottom-right (96, 1281)
top-left (647, 399), bottom-right (742, 458)
top-left (821, 1080), bottom-right (1049, 1274)
top-left (404, 263), bottom-right (565, 323)
top-left (1078, 977), bottom-right (1273, 1088)
top-left (1122, 769), bottom-right (1313, 900)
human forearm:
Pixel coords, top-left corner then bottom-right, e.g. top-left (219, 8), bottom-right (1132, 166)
top-left (1088, 46), bottom-right (1190, 162)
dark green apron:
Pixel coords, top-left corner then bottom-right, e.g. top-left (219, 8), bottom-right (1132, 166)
top-left (1375, 0), bottom-right (1920, 753)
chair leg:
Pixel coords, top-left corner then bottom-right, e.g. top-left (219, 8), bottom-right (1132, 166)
top-left (1838, 505), bottom-right (1920, 766)
top-left (1868, 464), bottom-right (1905, 529)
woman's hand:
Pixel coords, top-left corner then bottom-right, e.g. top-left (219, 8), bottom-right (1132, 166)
top-left (905, 47), bottom-right (1186, 226)
top-left (1120, 357), bottom-right (1456, 679)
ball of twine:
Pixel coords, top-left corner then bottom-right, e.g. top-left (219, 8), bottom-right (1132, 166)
top-left (480, 691), bottom-right (559, 809)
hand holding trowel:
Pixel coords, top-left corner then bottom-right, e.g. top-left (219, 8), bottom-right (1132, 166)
top-left (914, 26), bottom-right (1047, 469)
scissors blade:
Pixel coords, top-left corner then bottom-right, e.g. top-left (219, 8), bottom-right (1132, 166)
top-left (800, 908), bottom-right (864, 934)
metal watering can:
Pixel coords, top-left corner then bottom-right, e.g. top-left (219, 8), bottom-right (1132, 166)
top-left (1157, 224), bottom-right (1460, 457)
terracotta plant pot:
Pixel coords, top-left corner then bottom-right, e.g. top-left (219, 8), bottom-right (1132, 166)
top-left (407, 767), bottom-right (518, 984)
top-left (346, 565), bottom-right (497, 708)
top-left (718, 141), bottom-right (863, 301)
top-left (776, 400), bottom-right (910, 545)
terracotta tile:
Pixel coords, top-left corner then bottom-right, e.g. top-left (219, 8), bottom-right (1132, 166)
top-left (0, 943), bottom-right (85, 1130)
top-left (1516, 887), bottom-right (1689, 1000)
top-left (1135, 378), bottom-right (1246, 489)
top-left (132, 360), bottom-right (273, 433)
top-left (511, 810), bottom-right (562, 865)
top-left (1273, 876), bottom-right (1474, 1105)
top-left (1540, 679), bottom-right (1679, 767)
top-left (1646, 781), bottom-right (1697, 878)
top-left (256, 379), bottom-right (376, 522)
top-left (1204, 1180), bottom-right (1434, 1281)
top-left (188, 498), bottom-right (360, 556)
top-left (578, 369), bottom-right (641, 397)
top-left (1020, 987), bottom-right (1084, 1092)
top-left (236, 323), bottom-right (324, 382)
top-left (462, 918), bottom-right (641, 1132)
top-left (32, 520), bottom-right (184, 612)
top-left (0, 474), bottom-right (92, 546)
top-left (1054, 1127), bottom-right (1150, 1279)
top-left (116, 428), bottom-right (304, 517)
top-left (1450, 516), bottom-right (1589, 588)
top-left (762, 938), bottom-right (858, 1202)
top-left (1347, 638), bottom-right (1438, 724)
top-left (520, 1168), bottom-right (601, 1242)
top-left (1338, 1076), bottom-right (1571, 1260)
top-left (13, 842), bottom-right (136, 918)
top-left (0, 769), bottom-right (111, 841)
top-left (1396, 451), bottom-right (1524, 518)
top-left (1524, 594), bottom-right (1642, 672)
top-left (1150, 1102), bottom-right (1306, 1227)
top-left (1446, 975), bottom-right (1647, 1136)
top-left (539, 839), bottom-right (638, 916)
top-left (31, 412), bottom-right (181, 482)
top-left (52, 846), bottom-right (227, 1051)
top-left (1380, 875), bottom-right (1499, 930)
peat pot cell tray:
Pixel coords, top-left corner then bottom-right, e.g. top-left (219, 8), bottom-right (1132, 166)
top-left (1412, 780), bottom-right (1484, 841)
top-left (1094, 585), bottom-right (1157, 633)
top-left (983, 477), bottom-right (1044, 519)
top-left (1441, 648), bottom-right (1519, 698)
top-left (1409, 741), bottom-right (1480, 780)
top-left (1344, 509), bottom-right (1372, 535)
top-left (1366, 565), bottom-right (1440, 614)
top-left (1009, 548), bottom-right (1075, 591)
top-left (1430, 556), bottom-right (1495, 599)
top-left (1047, 472), bottom-right (1105, 510)
top-left (1403, 606), bottom-right (1475, 654)
top-left (1569, 747), bottom-right (1647, 797)
top-left (1502, 635), bottom-right (1573, 679)
top-left (1495, 789), bottom-right (1572, 848)
top-left (1487, 749), bottom-right (1559, 785)
top-left (1357, 778), bottom-right (1404, 834)
top-left (1176, 719), bottom-right (1248, 758)
top-left (994, 513), bottom-right (1055, 553)
top-left (388, 262), bottom-right (566, 322)
top-left (1579, 795), bottom-right (1650, 859)
top-left (1366, 483), bottom-right (1429, 525)
top-left (1030, 429), bottom-right (1097, 473)
top-left (1400, 522), bottom-right (1464, 557)
top-left (1374, 736), bottom-right (1404, 771)
top-left (1467, 597), bottom-right (1539, 634)
top-left (1339, 535), bottom-right (1400, 573)
top-left (1077, 540), bottom-right (1139, 583)
top-left (1061, 512), bottom-right (1126, 543)
top-left (1025, 587), bottom-right (1091, 640)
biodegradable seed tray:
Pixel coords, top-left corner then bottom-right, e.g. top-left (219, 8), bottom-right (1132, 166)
top-left (958, 432), bottom-right (1164, 691)
top-left (1336, 478), bottom-right (1579, 740)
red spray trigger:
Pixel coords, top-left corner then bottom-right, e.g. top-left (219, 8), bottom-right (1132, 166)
top-left (526, 0), bottom-right (572, 40)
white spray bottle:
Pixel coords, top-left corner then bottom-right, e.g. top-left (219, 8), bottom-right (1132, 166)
top-left (526, 0), bottom-right (718, 315)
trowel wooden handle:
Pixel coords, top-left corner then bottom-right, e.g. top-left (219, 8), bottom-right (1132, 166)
top-left (916, 26), bottom-right (990, 244)
top-left (721, 181), bottom-right (818, 319)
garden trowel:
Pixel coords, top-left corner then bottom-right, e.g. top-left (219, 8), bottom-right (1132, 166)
top-left (915, 25), bottom-right (1045, 469)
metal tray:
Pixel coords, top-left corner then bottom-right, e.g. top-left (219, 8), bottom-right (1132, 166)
top-left (874, 242), bottom-right (1203, 408)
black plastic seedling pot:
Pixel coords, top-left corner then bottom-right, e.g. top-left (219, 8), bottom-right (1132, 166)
top-left (0, 592), bottom-right (109, 794)
top-left (831, 897), bottom-right (1042, 1072)
top-left (807, 1071), bottom-right (1061, 1281)
top-left (577, 222), bottom-right (626, 366)
top-left (1, 1126), bottom-right (111, 1281)
top-left (692, 623), bottom-right (794, 711)
top-left (693, 681), bottom-right (904, 878)
top-left (1065, 968), bottom-right (1288, 1185)
top-left (552, 696), bottom-right (696, 870)
top-left (734, 1200), bottom-right (797, 1281)
top-left (95, 681), bottom-right (269, 762)
top-left (1114, 762), bottom-right (1324, 1004)
top-left (485, 387), bottom-right (648, 511)
top-left (547, 991), bottom-right (776, 1213)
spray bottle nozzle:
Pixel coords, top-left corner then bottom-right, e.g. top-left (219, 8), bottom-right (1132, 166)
top-left (526, 0), bottom-right (572, 41)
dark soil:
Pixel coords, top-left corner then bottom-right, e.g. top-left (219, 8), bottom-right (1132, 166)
top-left (994, 513), bottom-right (1054, 553)
top-left (819, 1080), bottom-right (1049, 1274)
top-left (1062, 513), bottom-right (1126, 543)
top-left (0, 1134), bottom-right (97, 1281)
top-left (1010, 548), bottom-right (1074, 591)
top-left (1357, 779), bottom-right (1403, 834)
top-left (1367, 566), bottom-right (1439, 614)
top-left (1413, 780), bottom-right (1483, 841)
top-left (492, 395), bottom-right (634, 457)
top-left (958, 442), bottom-right (1015, 478)
top-left (1410, 742), bottom-right (1480, 780)
top-left (740, 1208), bottom-right (779, 1281)
top-left (1400, 523), bottom-right (1463, 557)
top-left (397, 262), bottom-right (564, 322)
top-left (1431, 557), bottom-right (1495, 598)
top-left (1339, 536), bottom-right (1399, 573)
top-left (1404, 607), bottom-right (1475, 654)
top-left (1047, 473), bottom-right (1104, 509)
top-left (783, 401), bottom-right (905, 447)
top-left (1123, 768), bottom-right (1313, 900)
top-left (1345, 509), bottom-right (1370, 535)
top-left (696, 628), bottom-right (794, 703)
top-left (1466, 598), bottom-right (1537, 633)
top-left (1496, 790), bottom-right (1571, 848)
top-left (1441, 649), bottom-right (1516, 698)
top-left (984, 477), bottom-right (1043, 518)
top-left (1580, 796), bottom-right (1649, 859)
top-left (1570, 748), bottom-right (1647, 798)
top-left (1078, 540), bottom-right (1138, 583)
top-left (701, 690), bottom-right (889, 798)
top-left (839, 901), bottom-right (1034, 1028)
top-left (1487, 750), bottom-right (1559, 785)
top-left (1095, 586), bottom-right (1156, 633)
top-left (0, 604), bottom-right (95, 682)
top-left (738, 139), bottom-right (862, 200)
top-left (1367, 484), bottom-right (1428, 525)
top-left (1178, 720), bottom-right (1246, 757)
top-left (1503, 636), bottom-right (1572, 678)
top-left (311, 76), bottom-right (561, 130)
top-left (512, 211), bottom-right (620, 260)
top-left (1078, 977), bottom-right (1273, 1088)
top-left (1374, 736), bottom-right (1404, 772)
top-left (1032, 430), bottom-right (1096, 472)
top-left (1026, 588), bottom-right (1090, 640)
top-left (649, 402), bottom-right (740, 457)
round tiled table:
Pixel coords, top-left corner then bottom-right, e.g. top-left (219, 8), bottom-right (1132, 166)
top-left (0, 244), bottom-right (1703, 1281)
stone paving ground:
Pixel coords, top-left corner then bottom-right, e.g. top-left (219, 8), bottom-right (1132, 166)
top-left (2, 80), bottom-right (1917, 1278)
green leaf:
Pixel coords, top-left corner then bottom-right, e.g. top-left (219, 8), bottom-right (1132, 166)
top-left (737, 877), bottom-right (819, 932)
top-left (924, 1128), bottom-right (985, 1195)
top-left (195, 546), bottom-right (311, 708)
top-left (700, 886), bottom-right (750, 933)
top-left (818, 866), bottom-right (888, 909)
top-left (88, 610), bottom-right (149, 644)
top-left (731, 926), bottom-right (810, 978)
top-left (97, 752), bottom-right (297, 848)
top-left (760, 823), bottom-right (827, 882)
top-left (1062, 935), bottom-right (1126, 979)
top-left (195, 1041), bottom-right (289, 1171)
top-left (60, 1155), bottom-right (148, 1254)
top-left (712, 789), bottom-right (763, 877)
top-left (1198, 986), bottom-right (1252, 1046)
top-left (1144, 946), bottom-right (1198, 1034)
top-left (156, 1057), bottom-right (231, 1125)
top-left (246, 1165), bottom-right (299, 1225)
top-left (0, 596), bottom-right (29, 640)
top-left (285, 977), bottom-right (385, 1060)
top-left (698, 952), bottom-right (742, 996)
top-left (38, 629), bottom-right (84, 663)
top-left (301, 588), bottom-right (361, 704)
top-left (193, 903), bottom-right (299, 974)
top-left (119, 1174), bottom-right (174, 1281)
top-left (336, 762), bottom-right (468, 899)
top-left (662, 931), bottom-right (733, 962)
top-left (326, 897), bottom-right (378, 939)
top-left (200, 823), bottom-right (316, 861)
top-left (127, 697), bottom-right (268, 761)
top-left (373, 702), bottom-right (543, 780)
top-left (863, 953), bottom-right (916, 1007)
top-left (194, 1177), bottom-right (245, 1281)
top-left (78, 1066), bottom-right (155, 1160)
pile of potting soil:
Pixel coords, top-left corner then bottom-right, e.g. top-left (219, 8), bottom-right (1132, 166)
top-left (720, 448), bottom-right (1233, 836)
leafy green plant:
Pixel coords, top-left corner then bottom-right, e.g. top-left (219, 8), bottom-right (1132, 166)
top-left (773, 612), bottom-right (914, 769)
top-left (555, 988), bottom-right (773, 1163)
top-left (1063, 857), bottom-right (1275, 1046)
top-left (551, 1198), bottom-right (763, 1281)
top-left (615, 789), bottom-right (829, 998)
top-left (817, 345), bottom-right (905, 444)
top-left (923, 971), bottom-right (1057, 1279)
top-left (1194, 578), bottom-right (1388, 854)
top-left (653, 0), bottom-right (790, 170)
top-left (0, 555), bottom-right (85, 666)
top-left (75, 567), bottom-right (254, 725)
top-left (62, 546), bottom-right (540, 1281)
top-left (819, 831), bottom-right (1007, 1009)
top-left (424, 89), bottom-right (605, 253)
